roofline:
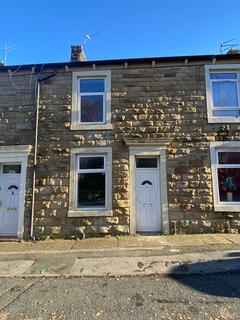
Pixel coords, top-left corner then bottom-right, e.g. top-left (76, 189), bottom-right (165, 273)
top-left (1, 53), bottom-right (240, 72)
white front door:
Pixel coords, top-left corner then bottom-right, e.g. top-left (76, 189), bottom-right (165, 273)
top-left (0, 164), bottom-right (21, 236)
top-left (135, 158), bottom-right (161, 232)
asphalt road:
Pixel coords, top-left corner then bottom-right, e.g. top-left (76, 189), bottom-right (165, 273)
top-left (0, 273), bottom-right (239, 320)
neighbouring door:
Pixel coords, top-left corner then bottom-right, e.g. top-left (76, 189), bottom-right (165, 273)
top-left (135, 158), bottom-right (161, 232)
top-left (0, 164), bottom-right (21, 236)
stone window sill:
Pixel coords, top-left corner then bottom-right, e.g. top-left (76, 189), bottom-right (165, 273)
top-left (68, 210), bottom-right (113, 217)
top-left (214, 204), bottom-right (240, 212)
top-left (70, 123), bottom-right (113, 131)
top-left (208, 117), bottom-right (240, 123)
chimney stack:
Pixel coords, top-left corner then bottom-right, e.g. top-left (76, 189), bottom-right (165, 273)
top-left (70, 45), bottom-right (86, 62)
top-left (227, 49), bottom-right (240, 55)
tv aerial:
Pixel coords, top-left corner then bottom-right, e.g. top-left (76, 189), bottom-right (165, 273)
top-left (82, 33), bottom-right (98, 47)
top-left (3, 43), bottom-right (16, 65)
top-left (219, 39), bottom-right (239, 54)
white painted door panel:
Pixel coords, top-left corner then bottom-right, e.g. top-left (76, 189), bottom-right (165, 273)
top-left (136, 170), bottom-right (161, 232)
top-left (0, 175), bottom-right (20, 236)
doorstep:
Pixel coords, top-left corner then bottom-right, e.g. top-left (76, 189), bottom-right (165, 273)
top-left (0, 236), bottom-right (20, 242)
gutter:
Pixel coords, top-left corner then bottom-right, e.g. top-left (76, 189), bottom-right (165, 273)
top-left (1, 54), bottom-right (240, 72)
top-left (30, 72), bottom-right (57, 241)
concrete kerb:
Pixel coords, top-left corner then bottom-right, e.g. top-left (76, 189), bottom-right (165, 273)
top-left (4, 269), bottom-right (240, 279)
top-left (0, 244), bottom-right (239, 256)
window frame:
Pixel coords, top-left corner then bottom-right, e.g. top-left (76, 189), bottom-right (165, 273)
top-left (210, 141), bottom-right (240, 211)
top-left (68, 147), bottom-right (113, 217)
top-left (205, 64), bottom-right (240, 123)
top-left (76, 155), bottom-right (107, 210)
top-left (71, 70), bottom-right (112, 130)
top-left (2, 163), bottom-right (21, 175)
top-left (78, 78), bottom-right (106, 124)
top-left (135, 157), bottom-right (159, 169)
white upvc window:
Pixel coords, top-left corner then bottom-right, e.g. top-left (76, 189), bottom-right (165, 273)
top-left (71, 70), bottom-right (112, 130)
top-left (210, 141), bottom-right (240, 211)
top-left (77, 155), bottom-right (106, 210)
top-left (205, 64), bottom-right (240, 123)
top-left (78, 78), bottom-right (106, 124)
top-left (68, 147), bottom-right (112, 217)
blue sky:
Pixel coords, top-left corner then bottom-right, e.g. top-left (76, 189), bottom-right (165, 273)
top-left (1, 0), bottom-right (240, 65)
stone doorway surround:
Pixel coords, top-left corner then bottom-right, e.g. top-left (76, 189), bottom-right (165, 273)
top-left (124, 139), bottom-right (170, 235)
top-left (0, 145), bottom-right (31, 239)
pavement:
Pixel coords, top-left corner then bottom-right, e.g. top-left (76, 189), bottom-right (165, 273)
top-left (0, 234), bottom-right (240, 277)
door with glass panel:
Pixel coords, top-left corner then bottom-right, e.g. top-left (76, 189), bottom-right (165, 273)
top-left (0, 164), bottom-right (21, 236)
top-left (135, 157), bottom-right (161, 232)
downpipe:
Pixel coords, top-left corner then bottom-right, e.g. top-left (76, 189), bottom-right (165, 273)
top-left (30, 72), bottom-right (56, 241)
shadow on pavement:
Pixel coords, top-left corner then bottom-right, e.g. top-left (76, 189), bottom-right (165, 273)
top-left (169, 257), bottom-right (240, 298)
top-left (225, 252), bottom-right (240, 257)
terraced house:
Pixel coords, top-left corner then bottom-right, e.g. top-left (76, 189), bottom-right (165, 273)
top-left (0, 47), bottom-right (240, 240)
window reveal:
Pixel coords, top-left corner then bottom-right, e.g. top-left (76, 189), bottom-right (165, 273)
top-left (210, 72), bottom-right (240, 118)
top-left (217, 151), bottom-right (240, 202)
top-left (79, 78), bottom-right (105, 123)
top-left (71, 71), bottom-right (111, 130)
top-left (77, 156), bottom-right (106, 209)
top-left (205, 65), bottom-right (240, 123)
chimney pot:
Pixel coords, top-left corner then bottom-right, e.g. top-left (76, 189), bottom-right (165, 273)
top-left (227, 49), bottom-right (240, 55)
top-left (70, 45), bottom-right (86, 62)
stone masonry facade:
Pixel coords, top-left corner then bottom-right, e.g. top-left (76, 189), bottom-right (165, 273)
top-left (1, 55), bottom-right (240, 239)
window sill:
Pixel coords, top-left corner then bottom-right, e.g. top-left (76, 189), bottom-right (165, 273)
top-left (214, 204), bottom-right (240, 212)
top-left (68, 209), bottom-right (113, 217)
top-left (208, 117), bottom-right (240, 123)
top-left (70, 123), bottom-right (113, 131)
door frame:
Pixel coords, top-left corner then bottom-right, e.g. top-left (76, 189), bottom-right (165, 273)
top-left (129, 145), bottom-right (169, 235)
top-left (135, 163), bottom-right (161, 232)
top-left (0, 145), bottom-right (31, 238)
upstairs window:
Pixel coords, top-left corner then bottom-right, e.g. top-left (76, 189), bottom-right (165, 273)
top-left (205, 65), bottom-right (240, 123)
top-left (79, 79), bottom-right (105, 123)
top-left (71, 71), bottom-right (112, 130)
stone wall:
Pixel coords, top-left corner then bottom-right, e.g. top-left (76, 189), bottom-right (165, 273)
top-left (111, 64), bottom-right (240, 234)
top-left (0, 72), bottom-right (35, 237)
top-left (1, 59), bottom-right (240, 238)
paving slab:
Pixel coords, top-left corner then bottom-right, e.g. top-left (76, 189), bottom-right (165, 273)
top-left (68, 251), bottom-right (240, 277)
top-left (118, 237), bottom-right (143, 248)
top-left (200, 234), bottom-right (232, 245)
top-left (223, 234), bottom-right (240, 244)
top-left (141, 236), bottom-right (168, 247)
top-left (163, 235), bottom-right (206, 246)
top-left (208, 234), bottom-right (233, 244)
top-left (0, 234), bottom-right (239, 255)
top-left (72, 237), bottom-right (118, 250)
top-left (0, 260), bottom-right (34, 276)
top-left (0, 242), bottom-right (34, 253)
top-left (34, 239), bottom-right (75, 251)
